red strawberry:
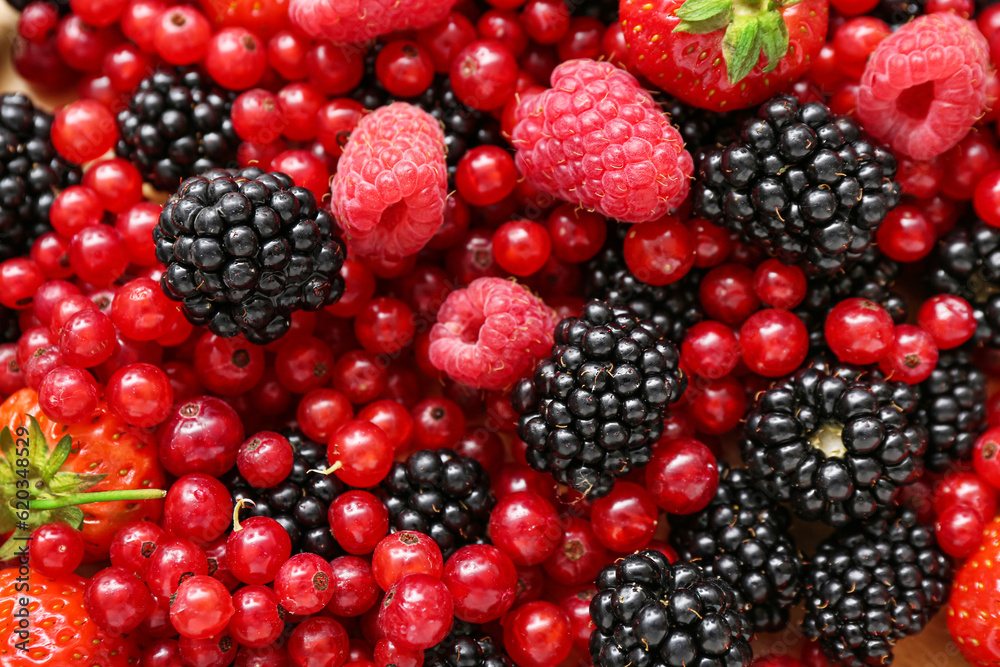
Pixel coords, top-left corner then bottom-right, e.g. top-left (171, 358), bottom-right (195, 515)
top-left (0, 567), bottom-right (141, 666)
top-left (619, 0), bottom-right (828, 112)
top-left (0, 388), bottom-right (166, 562)
top-left (948, 515), bottom-right (1000, 666)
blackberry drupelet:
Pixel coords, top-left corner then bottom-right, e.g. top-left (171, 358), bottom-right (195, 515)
top-left (155, 167), bottom-right (346, 344)
top-left (657, 95), bottom-right (742, 152)
top-left (802, 508), bottom-right (952, 667)
top-left (872, 0), bottom-right (925, 26)
top-left (590, 550), bottom-right (754, 667)
top-left (116, 67), bottom-right (239, 192)
top-left (928, 218), bottom-right (1000, 349)
top-left (692, 95), bottom-right (901, 275)
top-left (222, 430), bottom-right (345, 560)
top-left (917, 346), bottom-right (987, 472)
top-left (425, 621), bottom-right (512, 667)
top-left (511, 301), bottom-right (687, 499)
top-left (669, 464), bottom-right (803, 633)
top-left (377, 449), bottom-right (495, 558)
top-left (586, 225), bottom-right (705, 343)
top-left (0, 92), bottom-right (80, 261)
top-left (741, 357), bottom-right (927, 526)
top-left (796, 247), bottom-right (907, 352)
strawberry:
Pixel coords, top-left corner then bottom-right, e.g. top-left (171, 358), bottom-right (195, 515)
top-left (0, 388), bottom-right (166, 562)
top-left (948, 515), bottom-right (1000, 666)
top-left (619, 0), bottom-right (828, 112)
top-left (0, 567), bottom-right (141, 665)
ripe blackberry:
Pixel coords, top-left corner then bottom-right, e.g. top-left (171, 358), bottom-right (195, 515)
top-left (573, 0), bottom-right (619, 22)
top-left (692, 94), bottom-right (902, 275)
top-left (657, 95), bottom-right (742, 152)
top-left (590, 550), bottom-right (754, 667)
top-left (116, 67), bottom-right (239, 192)
top-left (222, 430), bottom-right (345, 561)
top-left (353, 70), bottom-right (503, 182)
top-left (802, 508), bottom-right (952, 667)
top-left (585, 226), bottom-right (705, 343)
top-left (376, 449), bottom-right (495, 558)
top-left (425, 621), bottom-right (511, 667)
top-left (927, 219), bottom-right (1000, 349)
top-left (511, 301), bottom-right (687, 499)
top-left (741, 357), bottom-right (927, 526)
top-left (916, 346), bottom-right (987, 472)
top-left (669, 464), bottom-right (803, 633)
top-left (796, 247), bottom-right (907, 352)
top-left (155, 167), bottom-right (346, 344)
top-left (872, 0), bottom-right (925, 26)
top-left (0, 92), bottom-right (80, 261)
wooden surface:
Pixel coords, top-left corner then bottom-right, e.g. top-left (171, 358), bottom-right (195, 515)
top-left (0, 3), bottom-right (975, 665)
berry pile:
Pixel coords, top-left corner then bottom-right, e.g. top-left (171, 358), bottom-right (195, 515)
top-left (3, 0), bottom-right (1000, 665)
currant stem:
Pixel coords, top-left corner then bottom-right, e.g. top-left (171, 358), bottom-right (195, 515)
top-left (28, 488), bottom-right (166, 510)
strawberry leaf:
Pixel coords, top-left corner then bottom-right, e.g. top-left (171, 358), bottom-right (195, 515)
top-left (40, 435), bottom-right (72, 483)
top-left (723, 14), bottom-right (763, 84)
top-left (674, 0), bottom-right (734, 34)
top-left (27, 416), bottom-right (48, 475)
top-left (50, 506), bottom-right (84, 530)
top-left (759, 10), bottom-right (789, 73)
top-left (0, 535), bottom-right (28, 562)
top-left (0, 506), bottom-right (15, 535)
top-left (50, 471), bottom-right (106, 495)
top-left (0, 428), bottom-right (17, 468)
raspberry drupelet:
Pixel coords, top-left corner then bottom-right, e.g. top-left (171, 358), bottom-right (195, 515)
top-left (511, 58), bottom-right (693, 224)
top-left (858, 13), bottom-right (990, 161)
top-left (331, 102), bottom-right (448, 260)
top-left (429, 278), bottom-right (560, 391)
top-left (288, 0), bottom-right (458, 42)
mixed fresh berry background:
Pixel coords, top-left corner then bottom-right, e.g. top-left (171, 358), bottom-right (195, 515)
top-left (0, 0), bottom-right (999, 665)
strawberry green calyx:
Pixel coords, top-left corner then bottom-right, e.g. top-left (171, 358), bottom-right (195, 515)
top-left (0, 417), bottom-right (166, 561)
top-left (673, 0), bottom-right (802, 83)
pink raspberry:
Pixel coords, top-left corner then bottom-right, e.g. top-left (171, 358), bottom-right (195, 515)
top-left (858, 13), bottom-right (990, 161)
top-left (331, 102), bottom-right (447, 260)
top-left (288, 0), bottom-right (457, 42)
top-left (511, 58), bottom-right (692, 224)
top-left (429, 278), bottom-right (559, 391)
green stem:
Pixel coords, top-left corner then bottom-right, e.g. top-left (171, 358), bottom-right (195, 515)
top-left (29, 489), bottom-right (166, 510)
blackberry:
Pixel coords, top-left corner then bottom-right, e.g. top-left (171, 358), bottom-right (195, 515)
top-left (5, 0), bottom-right (69, 11)
top-left (222, 430), bottom-right (345, 560)
top-left (927, 218), bottom-right (1000, 349)
top-left (796, 247), bottom-right (907, 352)
top-left (872, 0), bottom-right (924, 26)
top-left (0, 92), bottom-right (80, 261)
top-left (511, 301), bottom-right (687, 499)
top-left (352, 67), bottom-right (503, 183)
top-left (657, 95), bottom-right (742, 151)
top-left (741, 357), bottom-right (927, 526)
top-left (115, 67), bottom-right (239, 192)
top-left (376, 449), bottom-right (495, 558)
top-left (916, 346), bottom-right (987, 472)
top-left (425, 621), bottom-right (511, 667)
top-left (802, 508), bottom-right (952, 667)
top-left (590, 550), bottom-right (754, 667)
top-left (585, 225), bottom-right (705, 342)
top-left (692, 94), bottom-right (902, 275)
top-left (573, 0), bottom-right (619, 23)
top-left (155, 167), bottom-right (347, 344)
top-left (669, 464), bottom-right (803, 633)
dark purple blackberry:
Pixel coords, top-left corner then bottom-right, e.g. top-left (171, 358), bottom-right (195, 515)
top-left (376, 449), bottom-right (495, 558)
top-left (573, 0), bottom-right (618, 22)
top-left (692, 94), bottom-right (901, 275)
top-left (590, 550), bottom-right (754, 667)
top-left (0, 92), bottom-right (81, 261)
top-left (802, 508), bottom-right (952, 667)
top-left (741, 357), bottom-right (927, 526)
top-left (669, 464), bottom-right (803, 633)
top-left (424, 621), bottom-right (512, 667)
top-left (511, 301), bottom-right (687, 499)
top-left (222, 430), bottom-right (344, 560)
top-left (927, 218), bottom-right (1000, 349)
top-left (657, 95), bottom-right (743, 152)
top-left (585, 225), bottom-right (705, 342)
top-left (872, 0), bottom-right (925, 26)
top-left (5, 0), bottom-right (69, 12)
top-left (796, 247), bottom-right (907, 352)
top-left (115, 67), bottom-right (239, 192)
top-left (155, 167), bottom-right (346, 344)
top-left (917, 346), bottom-right (987, 472)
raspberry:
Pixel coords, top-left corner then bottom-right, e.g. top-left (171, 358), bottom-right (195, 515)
top-left (857, 13), bottom-right (989, 161)
top-left (288, 0), bottom-right (457, 42)
top-left (511, 59), bottom-right (692, 224)
top-left (331, 102), bottom-right (448, 261)
top-left (428, 277), bottom-right (559, 391)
